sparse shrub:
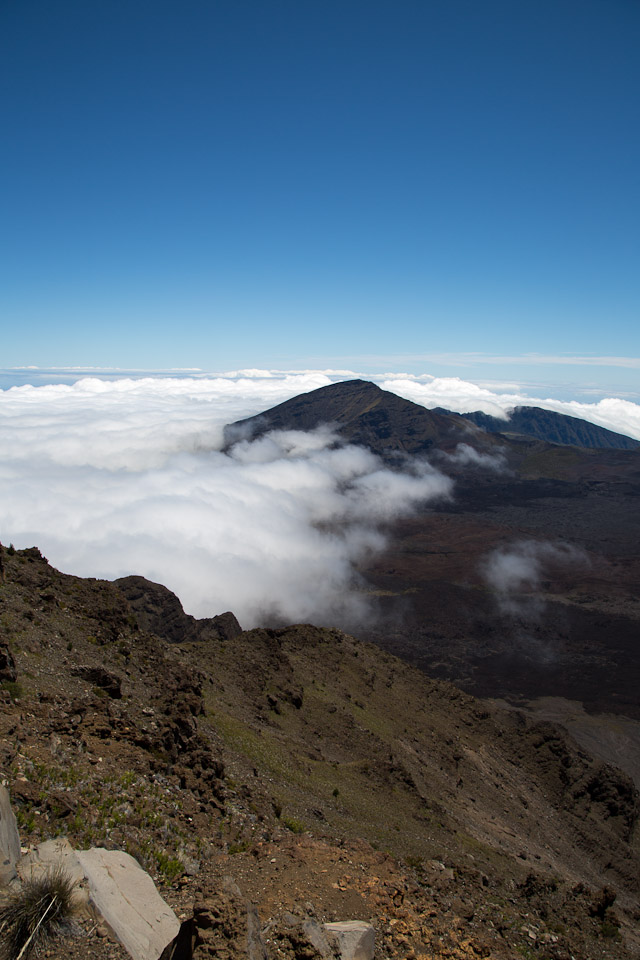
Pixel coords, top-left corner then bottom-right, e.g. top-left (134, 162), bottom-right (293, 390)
top-left (228, 841), bottom-right (248, 855)
top-left (600, 919), bottom-right (620, 939)
top-left (281, 816), bottom-right (305, 834)
top-left (14, 808), bottom-right (36, 834)
top-left (589, 886), bottom-right (617, 920)
top-left (154, 851), bottom-right (184, 884)
top-left (1, 680), bottom-right (23, 701)
top-left (0, 868), bottom-right (76, 959)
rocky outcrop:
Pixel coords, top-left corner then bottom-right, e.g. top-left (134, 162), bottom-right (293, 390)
top-left (76, 848), bottom-right (180, 960)
top-left (18, 838), bottom-right (178, 960)
top-left (0, 643), bottom-right (17, 683)
top-left (115, 576), bottom-right (242, 645)
top-left (185, 878), bottom-right (267, 960)
top-left (72, 665), bottom-right (123, 698)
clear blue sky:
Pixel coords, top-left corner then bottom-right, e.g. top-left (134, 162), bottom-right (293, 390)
top-left (1, 0), bottom-right (639, 391)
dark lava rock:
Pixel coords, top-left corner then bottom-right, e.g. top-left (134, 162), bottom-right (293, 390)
top-left (0, 644), bottom-right (17, 683)
top-left (115, 575), bottom-right (241, 644)
top-left (73, 665), bottom-right (122, 698)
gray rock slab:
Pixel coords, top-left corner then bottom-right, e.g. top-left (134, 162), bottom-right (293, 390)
top-left (302, 918), bottom-right (334, 958)
top-left (0, 784), bottom-right (21, 885)
top-left (18, 837), bottom-right (88, 909)
top-left (324, 921), bottom-right (375, 960)
top-left (76, 848), bottom-right (180, 960)
top-left (247, 901), bottom-right (268, 960)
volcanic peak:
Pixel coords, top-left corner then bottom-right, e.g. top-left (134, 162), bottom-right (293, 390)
top-left (224, 379), bottom-right (486, 458)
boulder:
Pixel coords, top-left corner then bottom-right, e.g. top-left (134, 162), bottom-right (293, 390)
top-left (302, 918), bottom-right (335, 958)
top-left (76, 848), bottom-right (180, 960)
top-left (17, 841), bottom-right (178, 960)
top-left (18, 837), bottom-right (88, 909)
top-left (261, 912), bottom-right (333, 960)
top-left (323, 921), bottom-right (375, 960)
top-left (73, 665), bottom-right (122, 698)
top-left (0, 784), bottom-right (20, 885)
top-left (18, 837), bottom-right (85, 884)
top-left (0, 643), bottom-right (17, 682)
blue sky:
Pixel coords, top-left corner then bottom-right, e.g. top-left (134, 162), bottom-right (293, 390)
top-left (1, 0), bottom-right (639, 396)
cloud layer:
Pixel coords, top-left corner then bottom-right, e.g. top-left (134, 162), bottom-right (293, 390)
top-left (1, 369), bottom-right (636, 630)
top-left (0, 376), bottom-right (450, 628)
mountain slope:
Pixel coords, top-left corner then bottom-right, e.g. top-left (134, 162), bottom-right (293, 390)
top-left (1, 544), bottom-right (639, 958)
top-left (224, 378), bottom-right (493, 458)
top-left (223, 379), bottom-right (640, 740)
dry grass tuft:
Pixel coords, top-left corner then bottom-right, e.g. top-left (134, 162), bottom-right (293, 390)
top-left (0, 868), bottom-right (76, 959)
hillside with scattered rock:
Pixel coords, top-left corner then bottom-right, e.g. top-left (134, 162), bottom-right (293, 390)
top-left (1, 543), bottom-right (640, 959)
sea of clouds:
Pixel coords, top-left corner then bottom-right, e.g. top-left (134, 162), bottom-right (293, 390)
top-left (1, 370), bottom-right (638, 628)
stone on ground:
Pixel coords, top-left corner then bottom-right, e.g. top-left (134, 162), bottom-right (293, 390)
top-left (18, 837), bottom-right (88, 909)
top-left (324, 920), bottom-right (375, 960)
top-left (76, 848), bottom-right (180, 960)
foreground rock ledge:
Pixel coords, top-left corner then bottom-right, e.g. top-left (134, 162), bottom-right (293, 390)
top-left (16, 835), bottom-right (180, 960)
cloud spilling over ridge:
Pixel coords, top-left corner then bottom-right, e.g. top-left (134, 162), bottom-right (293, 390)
top-left (0, 378), bottom-right (450, 627)
top-left (0, 370), bottom-right (635, 627)
top-left (482, 540), bottom-right (589, 617)
top-left (379, 377), bottom-right (640, 441)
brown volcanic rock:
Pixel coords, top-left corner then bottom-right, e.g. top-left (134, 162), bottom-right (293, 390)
top-left (1, 545), bottom-right (640, 959)
top-left (115, 574), bottom-right (242, 644)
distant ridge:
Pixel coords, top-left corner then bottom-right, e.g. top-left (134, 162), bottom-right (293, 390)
top-left (453, 405), bottom-right (639, 450)
top-left (226, 379), bottom-right (638, 455)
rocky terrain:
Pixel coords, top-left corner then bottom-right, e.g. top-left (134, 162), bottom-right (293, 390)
top-left (1, 543), bottom-right (640, 959)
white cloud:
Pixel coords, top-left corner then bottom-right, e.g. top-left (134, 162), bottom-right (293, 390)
top-left (1, 369), bottom-right (638, 632)
top-left (482, 540), bottom-right (589, 617)
top-left (437, 443), bottom-right (507, 472)
top-left (0, 378), bottom-right (451, 629)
